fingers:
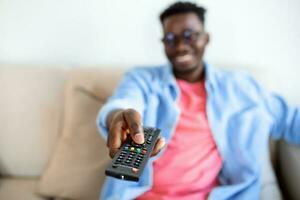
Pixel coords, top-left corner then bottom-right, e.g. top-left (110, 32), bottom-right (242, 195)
top-left (108, 120), bottom-right (124, 158)
top-left (151, 137), bottom-right (166, 157)
top-left (107, 108), bottom-right (143, 158)
top-left (123, 109), bottom-right (144, 144)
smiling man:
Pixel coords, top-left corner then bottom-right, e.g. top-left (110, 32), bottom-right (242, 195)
top-left (162, 11), bottom-right (208, 83)
top-left (97, 2), bottom-right (300, 200)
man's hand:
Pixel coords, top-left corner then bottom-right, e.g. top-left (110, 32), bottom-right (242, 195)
top-left (106, 108), bottom-right (165, 158)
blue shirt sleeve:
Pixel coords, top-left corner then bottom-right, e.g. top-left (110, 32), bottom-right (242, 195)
top-left (249, 76), bottom-right (300, 145)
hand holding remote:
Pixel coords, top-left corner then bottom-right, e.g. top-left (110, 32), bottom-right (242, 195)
top-left (106, 108), bottom-right (165, 158)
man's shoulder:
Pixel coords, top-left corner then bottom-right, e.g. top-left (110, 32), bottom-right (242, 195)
top-left (211, 65), bottom-right (262, 93)
top-left (214, 66), bottom-right (256, 84)
top-left (128, 64), bottom-right (167, 73)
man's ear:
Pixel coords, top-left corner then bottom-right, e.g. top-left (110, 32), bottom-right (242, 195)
top-left (204, 32), bottom-right (210, 45)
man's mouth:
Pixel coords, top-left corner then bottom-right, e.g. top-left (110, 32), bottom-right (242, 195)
top-left (174, 54), bottom-right (193, 64)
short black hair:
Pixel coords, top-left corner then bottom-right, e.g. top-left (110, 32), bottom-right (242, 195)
top-left (160, 1), bottom-right (206, 25)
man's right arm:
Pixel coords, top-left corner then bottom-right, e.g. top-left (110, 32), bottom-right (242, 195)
top-left (96, 69), bottom-right (165, 158)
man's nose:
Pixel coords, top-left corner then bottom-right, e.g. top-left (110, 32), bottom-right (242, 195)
top-left (174, 39), bottom-right (189, 53)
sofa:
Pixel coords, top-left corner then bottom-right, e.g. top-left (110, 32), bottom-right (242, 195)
top-left (0, 65), bottom-right (299, 200)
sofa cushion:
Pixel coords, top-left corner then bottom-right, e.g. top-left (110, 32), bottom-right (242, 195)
top-left (0, 178), bottom-right (46, 200)
top-left (0, 66), bottom-right (67, 176)
top-left (37, 69), bottom-right (124, 200)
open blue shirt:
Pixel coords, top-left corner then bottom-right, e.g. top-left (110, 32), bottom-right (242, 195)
top-left (97, 63), bottom-right (300, 200)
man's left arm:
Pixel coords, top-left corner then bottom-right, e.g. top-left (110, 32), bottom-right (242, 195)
top-left (263, 91), bottom-right (300, 145)
top-left (244, 73), bottom-right (300, 145)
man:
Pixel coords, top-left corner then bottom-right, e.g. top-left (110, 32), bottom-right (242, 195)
top-left (97, 2), bottom-right (300, 200)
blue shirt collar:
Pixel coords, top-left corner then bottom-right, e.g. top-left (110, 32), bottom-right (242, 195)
top-left (162, 61), bottom-right (217, 90)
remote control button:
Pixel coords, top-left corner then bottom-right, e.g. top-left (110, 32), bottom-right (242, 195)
top-left (132, 167), bottom-right (139, 173)
top-left (130, 147), bottom-right (135, 151)
top-left (142, 150), bottom-right (147, 154)
top-left (136, 148), bottom-right (141, 153)
top-left (112, 164), bottom-right (118, 168)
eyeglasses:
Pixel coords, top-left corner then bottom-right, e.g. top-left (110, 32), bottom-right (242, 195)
top-left (161, 29), bottom-right (203, 48)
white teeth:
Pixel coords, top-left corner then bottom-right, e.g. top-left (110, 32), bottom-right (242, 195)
top-left (175, 54), bottom-right (192, 63)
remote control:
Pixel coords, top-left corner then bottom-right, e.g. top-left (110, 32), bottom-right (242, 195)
top-left (105, 127), bottom-right (161, 182)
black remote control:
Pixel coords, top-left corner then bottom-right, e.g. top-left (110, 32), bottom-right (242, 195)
top-left (105, 127), bottom-right (161, 182)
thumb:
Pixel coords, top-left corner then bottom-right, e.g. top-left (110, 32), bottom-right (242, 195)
top-left (123, 109), bottom-right (144, 144)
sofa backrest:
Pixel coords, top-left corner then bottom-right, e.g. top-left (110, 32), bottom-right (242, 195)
top-left (0, 66), bottom-right (67, 177)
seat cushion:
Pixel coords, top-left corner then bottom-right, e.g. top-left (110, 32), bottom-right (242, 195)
top-left (37, 69), bottom-right (124, 200)
top-left (0, 178), bottom-right (47, 200)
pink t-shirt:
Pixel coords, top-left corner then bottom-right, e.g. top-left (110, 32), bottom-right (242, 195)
top-left (137, 79), bottom-right (222, 200)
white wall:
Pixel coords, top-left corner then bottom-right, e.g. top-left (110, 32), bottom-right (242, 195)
top-left (0, 0), bottom-right (299, 103)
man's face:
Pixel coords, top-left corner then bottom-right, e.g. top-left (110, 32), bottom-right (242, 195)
top-left (162, 13), bottom-right (209, 75)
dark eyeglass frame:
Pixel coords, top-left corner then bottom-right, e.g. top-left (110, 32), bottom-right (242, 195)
top-left (161, 29), bottom-right (203, 48)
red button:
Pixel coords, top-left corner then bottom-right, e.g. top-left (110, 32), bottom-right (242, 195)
top-left (132, 168), bottom-right (139, 173)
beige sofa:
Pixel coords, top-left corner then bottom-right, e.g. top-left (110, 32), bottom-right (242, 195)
top-left (0, 65), bottom-right (299, 200)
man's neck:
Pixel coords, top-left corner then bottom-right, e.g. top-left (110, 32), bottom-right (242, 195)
top-left (173, 64), bottom-right (205, 83)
